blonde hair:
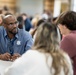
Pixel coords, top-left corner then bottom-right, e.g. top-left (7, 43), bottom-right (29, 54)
top-left (32, 22), bottom-right (70, 75)
top-left (31, 14), bottom-right (42, 27)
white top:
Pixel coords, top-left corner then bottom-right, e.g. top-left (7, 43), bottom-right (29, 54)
top-left (4, 50), bottom-right (73, 75)
top-left (0, 60), bottom-right (12, 75)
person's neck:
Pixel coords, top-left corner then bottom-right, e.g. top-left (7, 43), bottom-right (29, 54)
top-left (7, 32), bottom-right (15, 39)
top-left (64, 29), bottom-right (71, 36)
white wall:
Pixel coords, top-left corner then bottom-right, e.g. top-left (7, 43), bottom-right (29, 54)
top-left (71, 0), bottom-right (76, 11)
top-left (53, 0), bottom-right (61, 17)
top-left (16, 0), bottom-right (44, 16)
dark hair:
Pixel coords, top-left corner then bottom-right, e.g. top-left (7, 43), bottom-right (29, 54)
top-left (17, 16), bottom-right (23, 24)
top-left (17, 16), bottom-right (24, 29)
top-left (3, 6), bottom-right (9, 11)
top-left (56, 11), bottom-right (76, 30)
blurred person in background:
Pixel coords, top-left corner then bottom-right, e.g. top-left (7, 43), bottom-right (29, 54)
top-left (0, 14), bottom-right (33, 61)
top-left (3, 6), bottom-right (13, 15)
top-left (41, 9), bottom-right (53, 22)
top-left (0, 8), bottom-right (4, 26)
top-left (41, 9), bottom-right (48, 20)
top-left (0, 8), bottom-right (3, 14)
top-left (4, 22), bottom-right (73, 75)
top-left (17, 16), bottom-right (24, 29)
top-left (0, 15), bottom-right (4, 26)
top-left (30, 19), bottom-right (45, 40)
top-left (21, 13), bottom-right (32, 31)
top-left (29, 14), bottom-right (42, 37)
top-left (4, 12), bottom-right (13, 16)
top-left (56, 11), bottom-right (76, 75)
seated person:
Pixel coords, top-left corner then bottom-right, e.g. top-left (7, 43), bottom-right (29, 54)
top-left (56, 11), bottom-right (76, 75)
top-left (0, 14), bottom-right (33, 61)
top-left (17, 16), bottom-right (24, 29)
top-left (21, 13), bottom-right (32, 31)
top-left (4, 22), bottom-right (73, 75)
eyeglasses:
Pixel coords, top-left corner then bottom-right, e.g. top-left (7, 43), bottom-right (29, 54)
top-left (5, 21), bottom-right (19, 26)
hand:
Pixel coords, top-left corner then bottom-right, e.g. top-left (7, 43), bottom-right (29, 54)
top-left (0, 53), bottom-right (11, 61)
top-left (11, 53), bottom-right (21, 61)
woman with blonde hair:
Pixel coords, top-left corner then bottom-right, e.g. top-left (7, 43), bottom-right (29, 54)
top-left (4, 22), bottom-right (73, 75)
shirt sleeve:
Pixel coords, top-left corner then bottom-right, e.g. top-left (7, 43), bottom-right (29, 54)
top-left (60, 37), bottom-right (76, 58)
top-left (25, 36), bottom-right (33, 51)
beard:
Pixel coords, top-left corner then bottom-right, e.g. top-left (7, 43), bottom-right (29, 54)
top-left (8, 28), bottom-right (18, 35)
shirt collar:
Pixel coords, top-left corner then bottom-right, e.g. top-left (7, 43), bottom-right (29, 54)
top-left (71, 30), bottom-right (76, 33)
top-left (4, 28), bottom-right (7, 38)
top-left (15, 33), bottom-right (18, 39)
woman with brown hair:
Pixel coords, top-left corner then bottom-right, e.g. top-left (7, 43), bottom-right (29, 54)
top-left (4, 22), bottom-right (73, 75)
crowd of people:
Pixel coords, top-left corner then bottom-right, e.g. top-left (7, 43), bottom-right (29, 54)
top-left (0, 7), bottom-right (75, 75)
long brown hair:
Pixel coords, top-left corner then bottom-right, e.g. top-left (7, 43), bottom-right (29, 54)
top-left (32, 22), bottom-right (70, 75)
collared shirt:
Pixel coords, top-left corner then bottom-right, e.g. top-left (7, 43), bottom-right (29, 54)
top-left (0, 26), bottom-right (33, 55)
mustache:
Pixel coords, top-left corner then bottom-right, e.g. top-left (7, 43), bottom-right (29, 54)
top-left (9, 28), bottom-right (18, 34)
top-left (12, 27), bottom-right (18, 31)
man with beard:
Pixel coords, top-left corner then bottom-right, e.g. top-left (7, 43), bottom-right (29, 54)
top-left (0, 15), bottom-right (33, 61)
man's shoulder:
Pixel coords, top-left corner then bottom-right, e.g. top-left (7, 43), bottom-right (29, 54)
top-left (18, 29), bottom-right (30, 35)
top-left (0, 26), bottom-right (5, 33)
top-left (0, 26), bottom-right (4, 30)
top-left (18, 29), bottom-right (32, 39)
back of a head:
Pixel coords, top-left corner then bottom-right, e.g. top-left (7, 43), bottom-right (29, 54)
top-left (33, 22), bottom-right (59, 52)
top-left (17, 16), bottom-right (23, 25)
top-left (33, 22), bottom-right (72, 75)
top-left (31, 14), bottom-right (42, 28)
top-left (56, 11), bottom-right (76, 30)
top-left (37, 19), bottom-right (45, 27)
top-left (21, 13), bottom-right (27, 20)
top-left (17, 16), bottom-right (24, 29)
top-left (21, 13), bottom-right (27, 16)
top-left (3, 14), bottom-right (16, 24)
